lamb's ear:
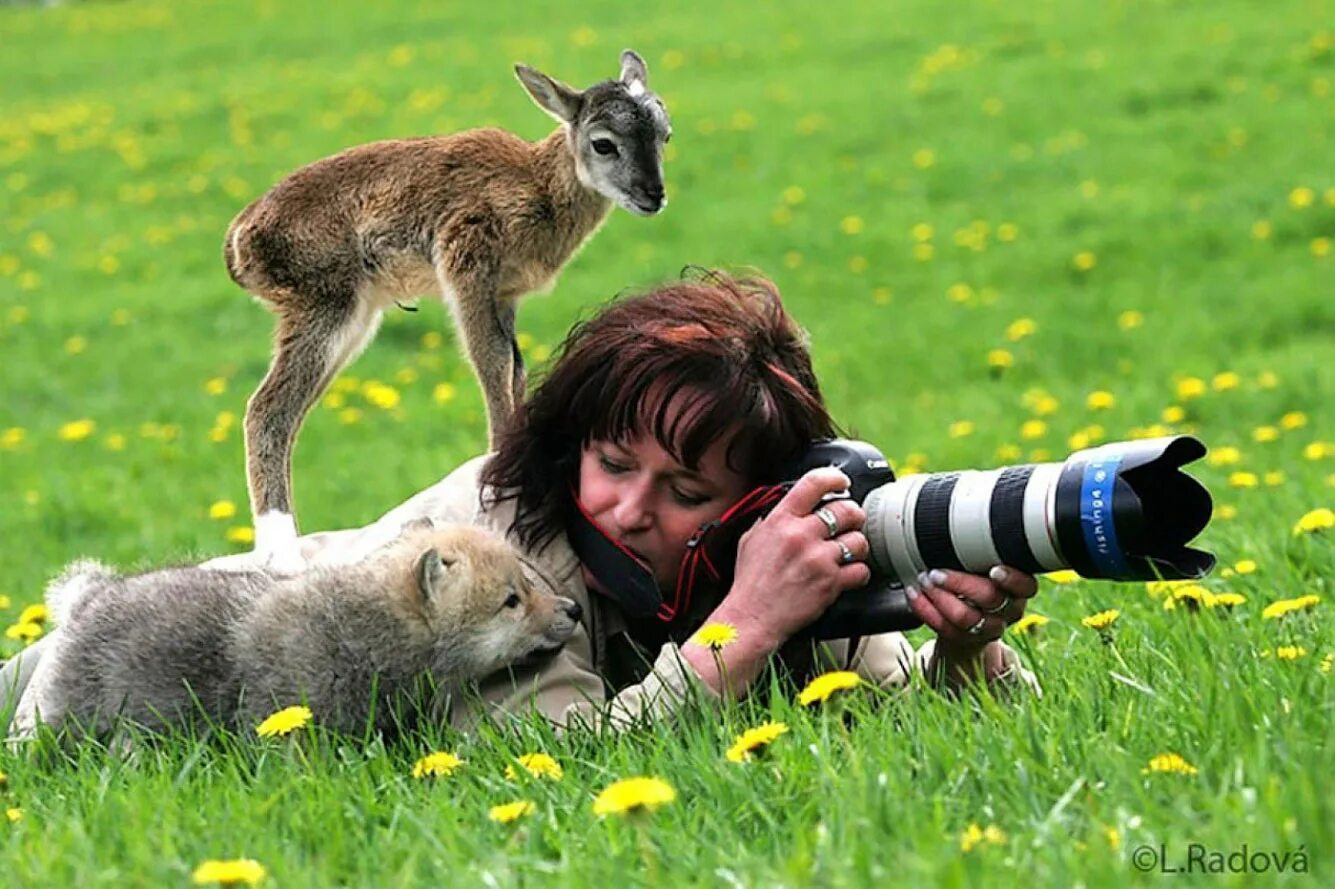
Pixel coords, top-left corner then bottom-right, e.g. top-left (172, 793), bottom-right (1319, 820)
top-left (515, 64), bottom-right (582, 123)
top-left (619, 50), bottom-right (649, 91)
top-left (416, 548), bottom-right (454, 600)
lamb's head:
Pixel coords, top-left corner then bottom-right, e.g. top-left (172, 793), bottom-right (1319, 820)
top-left (412, 524), bottom-right (582, 679)
top-left (515, 49), bottom-right (671, 216)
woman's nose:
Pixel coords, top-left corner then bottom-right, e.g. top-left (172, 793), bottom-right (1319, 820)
top-left (612, 481), bottom-right (654, 531)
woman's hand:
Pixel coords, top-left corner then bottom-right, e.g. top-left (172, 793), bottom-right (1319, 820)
top-left (682, 467), bottom-right (871, 695)
top-left (907, 566), bottom-right (1039, 684)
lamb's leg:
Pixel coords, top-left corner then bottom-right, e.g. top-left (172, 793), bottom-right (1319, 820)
top-left (245, 295), bottom-right (381, 572)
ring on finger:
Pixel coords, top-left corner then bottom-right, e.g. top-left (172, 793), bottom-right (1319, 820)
top-left (835, 540), bottom-right (856, 566)
top-left (982, 594), bottom-right (1012, 616)
top-left (966, 615), bottom-right (988, 636)
top-left (814, 506), bottom-right (839, 539)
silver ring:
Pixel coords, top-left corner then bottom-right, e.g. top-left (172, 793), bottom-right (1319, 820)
top-left (966, 615), bottom-right (988, 635)
top-left (983, 595), bottom-right (1012, 616)
top-left (814, 506), bottom-right (839, 540)
top-left (835, 540), bottom-right (855, 565)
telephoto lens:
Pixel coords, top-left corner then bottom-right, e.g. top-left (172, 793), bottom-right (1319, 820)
top-left (794, 436), bottom-right (1216, 639)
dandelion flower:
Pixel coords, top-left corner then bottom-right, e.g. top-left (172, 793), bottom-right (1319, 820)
top-left (1279, 411), bottom-right (1308, 430)
top-left (488, 800), bottom-right (535, 824)
top-left (1251, 220), bottom-right (1272, 240)
top-left (987, 349), bottom-right (1014, 371)
top-left (1321, 654), bottom-right (1333, 674)
top-left (725, 721), bottom-right (789, 763)
top-left (255, 705), bottom-right (312, 738)
top-left (910, 222), bottom-right (933, 242)
top-left (1005, 318), bottom-right (1037, 341)
top-left (1086, 390), bottom-right (1115, 410)
top-left (1143, 753), bottom-right (1198, 775)
top-left (209, 500), bottom-right (237, 521)
top-left (412, 751), bottom-right (464, 779)
top-left (58, 419), bottom-right (96, 442)
top-left (1233, 559), bottom-right (1257, 575)
top-left (1228, 472), bottom-right (1258, 488)
top-left (204, 377), bottom-right (227, 396)
top-left (948, 420), bottom-right (974, 438)
top-left (1046, 570), bottom-right (1081, 584)
top-left (1211, 371), bottom-right (1240, 392)
top-left (1206, 446), bottom-right (1241, 466)
top-left (191, 859), bottom-right (267, 886)
top-left (1209, 593), bottom-right (1246, 609)
top-left (1072, 251), bottom-right (1097, 272)
top-left (1020, 420), bottom-right (1047, 440)
top-left (226, 526), bottom-right (256, 545)
top-left (1262, 595), bottom-right (1320, 620)
top-left (6, 808), bottom-right (21, 824)
top-left (1252, 425), bottom-right (1279, 443)
top-left (840, 215), bottom-right (864, 235)
top-left (692, 622), bottom-right (738, 651)
top-left (1289, 186), bottom-right (1315, 209)
top-left (1303, 442), bottom-right (1329, 461)
top-left (1081, 609), bottom-right (1119, 630)
top-left (1161, 405), bottom-right (1185, 424)
top-left (1117, 310), bottom-right (1144, 330)
top-left (1293, 508), bottom-right (1333, 535)
top-left (1176, 377), bottom-right (1207, 401)
top-left (1010, 614), bottom-right (1049, 634)
top-left (0, 427), bottom-right (25, 450)
top-left (960, 823), bottom-right (1007, 852)
top-left (18, 604), bottom-right (47, 625)
top-left (592, 776), bottom-right (676, 817)
top-left (797, 670), bottom-right (862, 706)
top-left (505, 753), bottom-right (563, 781)
top-left (4, 622), bottom-right (41, 644)
top-left (1275, 646), bottom-right (1308, 661)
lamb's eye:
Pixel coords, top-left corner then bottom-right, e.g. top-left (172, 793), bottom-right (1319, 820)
top-left (504, 592), bottom-right (522, 609)
top-left (591, 138), bottom-right (618, 157)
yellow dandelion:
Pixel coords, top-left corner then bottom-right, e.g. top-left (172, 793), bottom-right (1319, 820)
top-left (840, 215), bottom-right (864, 235)
top-left (16, 603), bottom-right (46, 626)
top-left (412, 751), bottom-right (464, 779)
top-left (987, 349), bottom-right (1013, 370)
top-left (1210, 371), bottom-right (1240, 392)
top-left (255, 706), bottom-right (311, 738)
top-left (1206, 446), bottom-right (1242, 466)
top-left (960, 823), bottom-right (1007, 852)
top-left (361, 382), bottom-right (401, 410)
top-left (1264, 471), bottom-right (1285, 487)
top-left (996, 222), bottom-right (1018, 241)
top-left (1020, 419), bottom-right (1047, 440)
top-left (1250, 219), bottom-right (1272, 240)
top-left (0, 594), bottom-right (8, 609)
top-left (1321, 653), bottom-right (1333, 674)
top-left (1275, 646), bottom-right (1308, 661)
top-left (225, 526), bottom-right (255, 545)
top-left (725, 721), bottom-right (789, 763)
top-left (421, 331), bottom-right (443, 350)
top-left (1046, 569), bottom-right (1081, 584)
top-left (692, 622), bottom-right (738, 651)
top-left (338, 407), bottom-right (363, 425)
top-left (1086, 390), bottom-right (1115, 410)
top-left (1304, 442), bottom-right (1329, 461)
top-left (1117, 309), bottom-right (1144, 330)
top-left (1072, 251), bottom-right (1097, 272)
top-left (1214, 504), bottom-right (1238, 520)
top-left (488, 800), bottom-right (535, 824)
top-left (1289, 186), bottom-right (1315, 209)
top-left (912, 148), bottom-right (936, 169)
top-left (1010, 614), bottom-right (1049, 635)
top-left (209, 500), bottom-right (237, 521)
top-left (505, 753), bottom-right (563, 781)
top-left (797, 670), bottom-right (862, 706)
top-left (1176, 377), bottom-right (1207, 400)
top-left (1210, 593), bottom-right (1246, 608)
top-left (946, 283), bottom-right (974, 303)
top-left (58, 419), bottom-right (96, 442)
top-left (1228, 472), bottom-right (1258, 488)
top-left (1293, 507), bottom-right (1333, 534)
top-left (432, 382), bottom-right (457, 405)
top-left (910, 222), bottom-right (933, 242)
top-left (782, 185), bottom-right (806, 205)
top-left (1314, 237), bottom-right (1332, 257)
top-left (1005, 318), bottom-right (1037, 341)
top-left (191, 859), bottom-right (267, 886)
top-left (64, 335), bottom-right (87, 355)
top-left (1143, 753), bottom-right (1198, 775)
top-left (592, 776), bottom-right (676, 817)
top-left (913, 243), bottom-right (934, 262)
top-left (1279, 411), bottom-right (1307, 430)
top-left (1262, 595), bottom-right (1320, 620)
top-left (6, 808), bottom-right (22, 823)
top-left (1081, 609), bottom-right (1119, 630)
top-left (1232, 559), bottom-right (1257, 575)
top-left (204, 377), bottom-right (227, 396)
top-left (1252, 425), bottom-right (1279, 443)
top-left (948, 420), bottom-right (974, 438)
top-left (4, 623), bottom-right (43, 643)
top-left (0, 427), bottom-right (25, 450)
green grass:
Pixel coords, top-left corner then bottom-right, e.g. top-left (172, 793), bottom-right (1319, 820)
top-left (1, 0), bottom-right (1332, 885)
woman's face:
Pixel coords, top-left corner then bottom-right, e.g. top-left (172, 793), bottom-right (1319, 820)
top-left (577, 429), bottom-right (752, 594)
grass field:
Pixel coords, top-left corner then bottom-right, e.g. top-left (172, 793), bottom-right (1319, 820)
top-left (1, 0), bottom-right (1332, 885)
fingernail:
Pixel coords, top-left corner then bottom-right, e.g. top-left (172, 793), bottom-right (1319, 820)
top-left (905, 584), bottom-right (919, 601)
top-left (928, 569), bottom-right (948, 586)
top-left (917, 571), bottom-right (932, 589)
top-left (989, 566), bottom-right (1009, 584)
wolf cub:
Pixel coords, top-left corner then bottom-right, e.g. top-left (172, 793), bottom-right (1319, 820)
top-left (9, 521), bottom-right (580, 743)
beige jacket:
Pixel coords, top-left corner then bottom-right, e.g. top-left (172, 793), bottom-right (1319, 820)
top-left (207, 456), bottom-right (1038, 732)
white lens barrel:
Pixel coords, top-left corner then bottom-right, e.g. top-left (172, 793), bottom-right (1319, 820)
top-left (1023, 462), bottom-right (1066, 571)
top-left (948, 470), bottom-right (1003, 571)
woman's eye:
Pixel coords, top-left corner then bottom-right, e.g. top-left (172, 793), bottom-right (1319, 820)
top-left (504, 593), bottom-right (521, 609)
top-left (592, 138), bottom-right (618, 156)
top-left (599, 456), bottom-right (628, 474)
top-left (672, 489), bottom-right (709, 507)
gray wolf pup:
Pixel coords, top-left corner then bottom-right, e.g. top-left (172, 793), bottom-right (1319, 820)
top-left (8, 521), bottom-right (580, 744)
top-left (226, 49), bottom-right (671, 572)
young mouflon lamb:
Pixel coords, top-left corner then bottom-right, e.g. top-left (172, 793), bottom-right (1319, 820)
top-left (224, 50), bottom-right (672, 571)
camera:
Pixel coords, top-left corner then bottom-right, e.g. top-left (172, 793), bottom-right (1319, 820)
top-left (793, 435), bottom-right (1216, 639)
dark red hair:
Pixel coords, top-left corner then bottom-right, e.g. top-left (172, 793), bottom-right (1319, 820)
top-left (481, 269), bottom-right (838, 551)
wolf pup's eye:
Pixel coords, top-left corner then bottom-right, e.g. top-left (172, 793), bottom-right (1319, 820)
top-left (504, 592), bottom-right (522, 608)
top-left (591, 138), bottom-right (618, 157)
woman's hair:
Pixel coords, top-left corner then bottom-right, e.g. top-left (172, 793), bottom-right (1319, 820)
top-left (482, 269), bottom-right (838, 551)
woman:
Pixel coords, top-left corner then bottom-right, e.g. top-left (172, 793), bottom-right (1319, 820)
top-left (3, 271), bottom-right (1038, 735)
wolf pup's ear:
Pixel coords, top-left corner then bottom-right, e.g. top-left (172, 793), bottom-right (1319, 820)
top-left (416, 547), bottom-right (455, 600)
